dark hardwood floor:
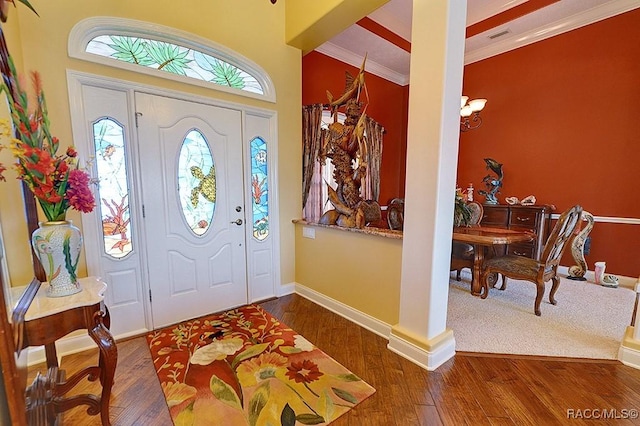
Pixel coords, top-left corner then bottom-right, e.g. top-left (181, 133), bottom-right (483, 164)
top-left (29, 293), bottom-right (640, 425)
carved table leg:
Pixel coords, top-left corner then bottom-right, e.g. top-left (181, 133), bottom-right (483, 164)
top-left (88, 310), bottom-right (117, 426)
top-left (471, 244), bottom-right (485, 296)
top-left (45, 342), bottom-right (59, 369)
top-left (96, 306), bottom-right (111, 386)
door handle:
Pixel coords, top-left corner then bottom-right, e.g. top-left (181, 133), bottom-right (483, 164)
top-left (231, 219), bottom-right (243, 225)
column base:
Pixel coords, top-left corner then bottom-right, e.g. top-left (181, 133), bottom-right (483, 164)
top-left (387, 325), bottom-right (455, 371)
top-left (619, 326), bottom-right (640, 370)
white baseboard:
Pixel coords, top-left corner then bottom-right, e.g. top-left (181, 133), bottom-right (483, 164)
top-left (618, 326), bottom-right (640, 370)
top-left (388, 332), bottom-right (456, 371)
top-left (293, 284), bottom-right (455, 370)
top-left (293, 283), bottom-right (391, 339)
top-left (619, 345), bottom-right (640, 370)
top-left (276, 282), bottom-right (296, 297)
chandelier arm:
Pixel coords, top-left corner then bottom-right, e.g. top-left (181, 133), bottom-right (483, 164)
top-left (460, 112), bottom-right (483, 132)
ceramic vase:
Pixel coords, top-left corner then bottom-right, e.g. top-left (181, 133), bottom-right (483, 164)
top-left (31, 220), bottom-right (83, 297)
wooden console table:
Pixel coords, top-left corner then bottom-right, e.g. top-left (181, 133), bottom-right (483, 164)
top-left (13, 276), bottom-right (117, 425)
top-left (480, 204), bottom-right (554, 260)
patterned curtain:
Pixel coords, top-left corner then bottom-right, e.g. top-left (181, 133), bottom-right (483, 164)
top-left (363, 115), bottom-right (384, 202)
top-left (303, 160), bottom-right (323, 222)
top-left (302, 104), bottom-right (324, 219)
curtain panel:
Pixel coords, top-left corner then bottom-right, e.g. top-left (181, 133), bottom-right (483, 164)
top-left (302, 104), bottom-right (324, 220)
top-left (302, 105), bottom-right (384, 222)
top-left (363, 115), bottom-right (384, 202)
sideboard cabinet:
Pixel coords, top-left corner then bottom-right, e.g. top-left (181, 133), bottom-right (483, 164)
top-left (480, 204), bottom-right (555, 260)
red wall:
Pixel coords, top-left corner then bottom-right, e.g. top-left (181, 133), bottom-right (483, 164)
top-left (302, 51), bottom-right (408, 206)
top-left (457, 9), bottom-right (640, 277)
top-left (302, 9), bottom-right (640, 278)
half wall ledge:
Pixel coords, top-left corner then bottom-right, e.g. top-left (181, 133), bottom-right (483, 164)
top-left (293, 219), bottom-right (403, 240)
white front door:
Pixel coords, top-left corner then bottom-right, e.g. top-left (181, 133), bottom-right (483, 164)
top-left (135, 93), bottom-right (248, 328)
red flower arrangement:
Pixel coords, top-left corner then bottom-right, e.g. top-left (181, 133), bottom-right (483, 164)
top-left (0, 56), bottom-right (95, 221)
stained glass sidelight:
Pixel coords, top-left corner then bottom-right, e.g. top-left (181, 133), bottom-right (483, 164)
top-left (178, 130), bottom-right (216, 236)
top-left (93, 118), bottom-right (132, 258)
top-left (85, 35), bottom-right (264, 95)
top-left (250, 137), bottom-right (268, 241)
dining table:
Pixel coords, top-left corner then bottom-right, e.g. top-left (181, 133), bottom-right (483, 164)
top-left (452, 226), bottom-right (535, 296)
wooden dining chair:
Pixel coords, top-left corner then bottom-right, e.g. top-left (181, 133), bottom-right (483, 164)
top-left (450, 201), bottom-right (484, 284)
top-left (387, 198), bottom-right (404, 230)
top-left (480, 204), bottom-right (583, 316)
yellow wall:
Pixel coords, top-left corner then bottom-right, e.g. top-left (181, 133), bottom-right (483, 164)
top-left (1, 0), bottom-right (391, 303)
top-left (294, 223), bottom-right (402, 325)
top-left (0, 13), bottom-right (32, 286)
top-left (285, 0), bottom-right (388, 53)
top-left (0, 0), bottom-right (302, 287)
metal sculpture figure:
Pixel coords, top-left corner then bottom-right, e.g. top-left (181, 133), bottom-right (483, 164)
top-left (478, 158), bottom-right (503, 205)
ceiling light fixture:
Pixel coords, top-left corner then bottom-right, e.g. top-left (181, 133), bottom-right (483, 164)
top-left (460, 96), bottom-right (487, 132)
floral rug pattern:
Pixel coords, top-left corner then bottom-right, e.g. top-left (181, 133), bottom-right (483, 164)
top-left (147, 305), bottom-right (375, 425)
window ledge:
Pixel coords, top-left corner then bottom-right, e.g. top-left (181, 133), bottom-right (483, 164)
top-left (293, 219), bottom-right (403, 240)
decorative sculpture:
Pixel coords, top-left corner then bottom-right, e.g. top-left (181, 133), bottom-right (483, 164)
top-left (505, 196), bottom-right (519, 205)
top-left (318, 55), bottom-right (381, 228)
top-left (505, 195), bottom-right (537, 206)
top-left (567, 211), bottom-right (594, 281)
top-left (520, 195), bottom-right (536, 206)
top-left (478, 158), bottom-right (503, 205)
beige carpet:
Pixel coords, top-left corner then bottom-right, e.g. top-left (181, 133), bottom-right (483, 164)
top-left (448, 273), bottom-right (636, 359)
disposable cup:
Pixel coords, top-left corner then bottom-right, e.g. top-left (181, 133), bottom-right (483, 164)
top-left (594, 261), bottom-right (606, 284)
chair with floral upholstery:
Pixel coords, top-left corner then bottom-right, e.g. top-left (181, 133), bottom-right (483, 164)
top-left (450, 201), bottom-right (484, 285)
top-left (480, 204), bottom-right (583, 316)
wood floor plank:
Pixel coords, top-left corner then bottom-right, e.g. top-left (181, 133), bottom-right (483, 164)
top-left (516, 360), bottom-right (626, 424)
top-left (454, 355), bottom-right (510, 419)
top-left (415, 404), bottom-right (444, 426)
top-left (27, 293), bottom-right (640, 425)
top-left (487, 417), bottom-right (518, 426)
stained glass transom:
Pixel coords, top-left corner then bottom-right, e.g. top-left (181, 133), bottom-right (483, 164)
top-left (86, 35), bottom-right (264, 95)
top-left (93, 118), bottom-right (132, 258)
top-left (250, 137), bottom-right (268, 241)
top-left (178, 130), bottom-right (216, 236)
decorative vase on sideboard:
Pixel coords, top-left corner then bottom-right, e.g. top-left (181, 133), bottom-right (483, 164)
top-left (31, 220), bottom-right (83, 297)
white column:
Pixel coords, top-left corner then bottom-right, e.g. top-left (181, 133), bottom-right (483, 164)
top-left (387, 0), bottom-right (466, 370)
top-left (618, 280), bottom-right (640, 370)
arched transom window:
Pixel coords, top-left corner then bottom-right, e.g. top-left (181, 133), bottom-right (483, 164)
top-left (69, 17), bottom-right (275, 102)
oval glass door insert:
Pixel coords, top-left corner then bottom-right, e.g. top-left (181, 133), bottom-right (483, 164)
top-left (177, 129), bottom-right (216, 235)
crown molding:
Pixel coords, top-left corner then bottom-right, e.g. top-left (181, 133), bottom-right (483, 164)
top-left (315, 42), bottom-right (409, 86)
top-left (314, 0), bottom-right (639, 84)
top-left (464, 0), bottom-right (640, 64)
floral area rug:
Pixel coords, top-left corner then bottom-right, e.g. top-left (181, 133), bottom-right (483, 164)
top-left (147, 304), bottom-right (375, 425)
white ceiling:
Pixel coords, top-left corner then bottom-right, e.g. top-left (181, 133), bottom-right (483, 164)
top-left (315, 0), bottom-right (640, 85)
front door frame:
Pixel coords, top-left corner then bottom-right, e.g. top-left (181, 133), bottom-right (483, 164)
top-left (67, 70), bottom-right (281, 335)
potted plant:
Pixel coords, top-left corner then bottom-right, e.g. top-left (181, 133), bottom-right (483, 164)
top-left (454, 188), bottom-right (472, 227)
top-left (0, 55), bottom-right (95, 296)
